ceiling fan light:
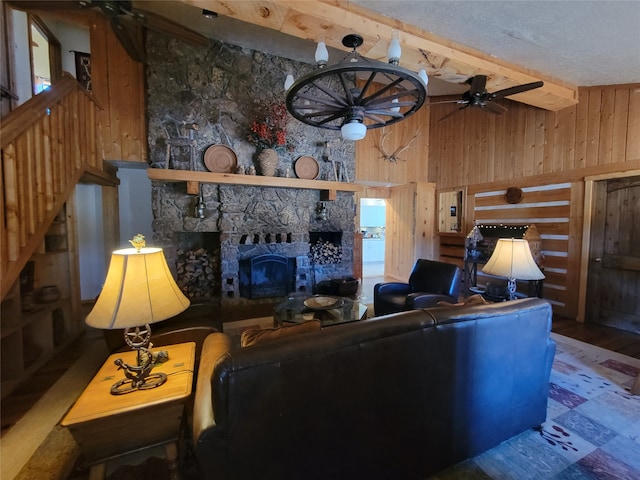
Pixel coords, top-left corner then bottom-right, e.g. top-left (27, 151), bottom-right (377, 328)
top-left (315, 41), bottom-right (329, 67)
top-left (341, 120), bottom-right (367, 141)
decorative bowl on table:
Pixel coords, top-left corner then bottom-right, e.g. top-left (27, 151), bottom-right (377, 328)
top-left (304, 296), bottom-right (343, 310)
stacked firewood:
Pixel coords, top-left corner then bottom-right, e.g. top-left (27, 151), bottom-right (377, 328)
top-left (310, 239), bottom-right (342, 265)
top-left (176, 248), bottom-right (216, 297)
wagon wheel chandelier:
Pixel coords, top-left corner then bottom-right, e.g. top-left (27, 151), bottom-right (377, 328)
top-left (285, 34), bottom-right (428, 141)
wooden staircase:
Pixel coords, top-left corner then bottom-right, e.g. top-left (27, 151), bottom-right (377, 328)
top-left (1, 74), bottom-right (118, 300)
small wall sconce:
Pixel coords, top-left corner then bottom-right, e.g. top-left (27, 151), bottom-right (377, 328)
top-left (195, 186), bottom-right (206, 219)
top-left (316, 201), bottom-right (328, 221)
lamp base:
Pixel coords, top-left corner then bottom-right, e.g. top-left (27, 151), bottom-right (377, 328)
top-left (109, 325), bottom-right (169, 395)
top-left (111, 371), bottom-right (167, 395)
top-left (507, 277), bottom-right (517, 301)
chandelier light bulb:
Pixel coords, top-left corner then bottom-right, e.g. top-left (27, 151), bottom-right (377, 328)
top-left (284, 74), bottom-right (295, 91)
top-left (418, 68), bottom-right (429, 87)
top-left (341, 120), bottom-right (367, 141)
top-left (387, 33), bottom-right (401, 64)
top-left (390, 98), bottom-right (400, 113)
top-left (315, 41), bottom-right (329, 67)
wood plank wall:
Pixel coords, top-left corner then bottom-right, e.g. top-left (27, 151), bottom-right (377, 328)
top-left (426, 84), bottom-right (640, 319)
top-left (429, 85), bottom-right (640, 190)
top-left (355, 106), bottom-right (430, 185)
top-left (90, 14), bottom-right (146, 163)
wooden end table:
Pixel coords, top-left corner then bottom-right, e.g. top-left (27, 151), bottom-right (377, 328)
top-left (61, 342), bottom-right (195, 480)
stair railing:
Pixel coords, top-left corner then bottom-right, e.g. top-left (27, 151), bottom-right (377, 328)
top-left (1, 73), bottom-right (106, 299)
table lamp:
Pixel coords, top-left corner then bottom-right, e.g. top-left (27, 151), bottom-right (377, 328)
top-left (86, 235), bottom-right (190, 395)
top-left (482, 238), bottom-right (545, 300)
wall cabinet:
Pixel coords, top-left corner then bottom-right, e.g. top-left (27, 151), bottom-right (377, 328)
top-left (1, 203), bottom-right (81, 398)
top-left (363, 239), bottom-right (385, 262)
top-left (360, 205), bottom-right (386, 227)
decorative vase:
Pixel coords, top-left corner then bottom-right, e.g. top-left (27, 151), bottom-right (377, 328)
top-left (257, 148), bottom-right (279, 176)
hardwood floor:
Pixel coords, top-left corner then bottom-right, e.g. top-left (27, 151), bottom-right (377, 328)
top-left (551, 315), bottom-right (640, 359)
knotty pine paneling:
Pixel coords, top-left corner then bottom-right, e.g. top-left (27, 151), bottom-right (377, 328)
top-left (429, 85), bottom-right (640, 190)
top-left (90, 14), bottom-right (146, 163)
top-left (355, 104), bottom-right (429, 185)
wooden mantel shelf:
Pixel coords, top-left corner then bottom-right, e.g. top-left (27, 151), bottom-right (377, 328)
top-left (147, 168), bottom-right (363, 197)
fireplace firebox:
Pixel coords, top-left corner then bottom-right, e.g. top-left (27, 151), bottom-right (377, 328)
top-left (239, 254), bottom-right (296, 299)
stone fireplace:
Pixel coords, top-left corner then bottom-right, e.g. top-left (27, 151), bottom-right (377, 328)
top-left (144, 32), bottom-right (357, 314)
top-left (151, 183), bottom-right (355, 310)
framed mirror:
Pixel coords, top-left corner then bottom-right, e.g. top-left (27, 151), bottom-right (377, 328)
top-left (438, 189), bottom-right (464, 233)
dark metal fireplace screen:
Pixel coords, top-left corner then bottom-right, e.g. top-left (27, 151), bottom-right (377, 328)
top-left (239, 254), bottom-right (296, 299)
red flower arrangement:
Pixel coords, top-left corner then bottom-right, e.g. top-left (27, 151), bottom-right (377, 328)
top-left (248, 101), bottom-right (290, 152)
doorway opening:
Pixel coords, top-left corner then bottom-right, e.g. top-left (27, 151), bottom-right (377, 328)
top-left (360, 198), bottom-right (386, 277)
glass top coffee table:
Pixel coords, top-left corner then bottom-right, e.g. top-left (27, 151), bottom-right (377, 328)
top-left (274, 294), bottom-right (368, 327)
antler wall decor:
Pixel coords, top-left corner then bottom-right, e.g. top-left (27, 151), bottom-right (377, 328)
top-left (377, 124), bottom-right (423, 163)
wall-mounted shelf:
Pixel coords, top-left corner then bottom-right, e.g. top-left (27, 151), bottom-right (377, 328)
top-left (147, 169), bottom-right (363, 199)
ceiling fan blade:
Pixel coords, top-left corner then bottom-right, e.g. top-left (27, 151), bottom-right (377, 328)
top-left (131, 9), bottom-right (209, 47)
top-left (110, 16), bottom-right (145, 62)
top-left (428, 99), bottom-right (466, 105)
top-left (490, 81), bottom-right (544, 99)
top-left (468, 75), bottom-right (487, 97)
top-left (483, 101), bottom-right (508, 115)
top-left (439, 104), bottom-right (469, 122)
top-left (6, 1), bottom-right (80, 9)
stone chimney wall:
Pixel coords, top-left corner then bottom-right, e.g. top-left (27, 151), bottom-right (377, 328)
top-left (145, 33), bottom-right (356, 306)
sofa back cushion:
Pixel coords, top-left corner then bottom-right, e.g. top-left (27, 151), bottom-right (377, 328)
top-left (207, 298), bottom-right (553, 480)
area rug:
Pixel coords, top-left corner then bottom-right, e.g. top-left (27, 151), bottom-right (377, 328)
top-left (432, 333), bottom-right (640, 479)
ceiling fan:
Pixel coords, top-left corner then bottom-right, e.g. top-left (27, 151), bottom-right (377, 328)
top-left (431, 75), bottom-right (544, 121)
top-left (11, 0), bottom-right (209, 62)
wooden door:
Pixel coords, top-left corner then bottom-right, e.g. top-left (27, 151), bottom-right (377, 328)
top-left (586, 176), bottom-right (640, 333)
top-left (385, 182), bottom-right (436, 281)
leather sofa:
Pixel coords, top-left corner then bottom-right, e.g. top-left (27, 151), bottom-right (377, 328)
top-left (192, 298), bottom-right (555, 480)
top-left (374, 259), bottom-right (462, 316)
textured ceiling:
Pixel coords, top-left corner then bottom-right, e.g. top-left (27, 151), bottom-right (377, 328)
top-left (138, 0), bottom-right (639, 96)
top-left (349, 0), bottom-right (640, 87)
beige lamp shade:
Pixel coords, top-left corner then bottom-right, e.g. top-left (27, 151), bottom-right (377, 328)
top-left (86, 247), bottom-right (190, 330)
top-left (482, 238), bottom-right (545, 281)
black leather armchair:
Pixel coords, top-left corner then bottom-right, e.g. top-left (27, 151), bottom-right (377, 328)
top-left (374, 259), bottom-right (462, 316)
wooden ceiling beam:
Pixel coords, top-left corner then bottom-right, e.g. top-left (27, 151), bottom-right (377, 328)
top-left (183, 0), bottom-right (578, 111)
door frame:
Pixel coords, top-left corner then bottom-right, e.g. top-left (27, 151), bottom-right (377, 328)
top-left (577, 169), bottom-right (640, 322)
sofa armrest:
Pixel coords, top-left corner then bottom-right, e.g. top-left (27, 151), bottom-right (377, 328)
top-left (406, 292), bottom-right (458, 310)
top-left (193, 332), bottom-right (232, 442)
top-left (374, 282), bottom-right (411, 296)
